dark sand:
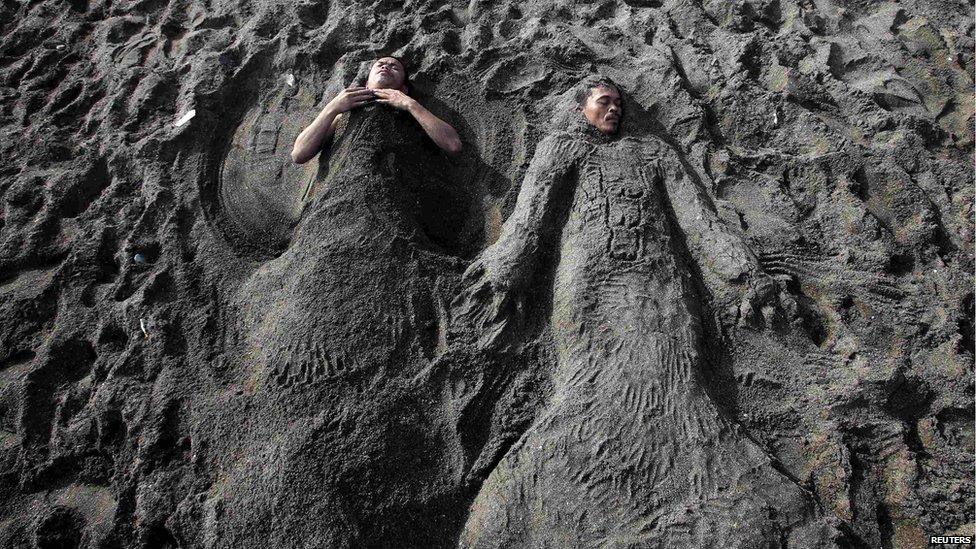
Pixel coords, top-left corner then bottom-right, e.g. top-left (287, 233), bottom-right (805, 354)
top-left (0, 0), bottom-right (972, 546)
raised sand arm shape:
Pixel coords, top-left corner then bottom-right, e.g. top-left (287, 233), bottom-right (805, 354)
top-left (453, 133), bottom-right (579, 350)
top-left (656, 152), bottom-right (779, 325)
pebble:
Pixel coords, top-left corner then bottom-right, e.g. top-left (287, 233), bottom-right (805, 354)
top-left (133, 253), bottom-right (147, 264)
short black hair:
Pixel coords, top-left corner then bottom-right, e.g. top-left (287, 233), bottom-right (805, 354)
top-left (574, 76), bottom-right (620, 106)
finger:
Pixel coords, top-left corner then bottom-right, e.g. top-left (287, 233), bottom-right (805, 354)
top-left (344, 93), bottom-right (374, 101)
top-left (348, 89), bottom-right (376, 96)
top-left (345, 86), bottom-right (367, 91)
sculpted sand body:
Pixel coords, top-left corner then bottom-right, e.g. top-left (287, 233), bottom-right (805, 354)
top-left (458, 130), bottom-right (834, 548)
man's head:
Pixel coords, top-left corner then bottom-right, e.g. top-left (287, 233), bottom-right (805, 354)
top-left (365, 56), bottom-right (409, 93)
top-left (576, 78), bottom-right (621, 135)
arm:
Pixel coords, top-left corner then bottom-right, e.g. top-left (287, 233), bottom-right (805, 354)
top-left (372, 89), bottom-right (462, 155)
top-left (481, 133), bottom-right (577, 285)
top-left (291, 87), bottom-right (376, 164)
top-left (452, 133), bottom-right (579, 350)
top-left (657, 154), bottom-right (758, 286)
top-left (655, 152), bottom-right (776, 326)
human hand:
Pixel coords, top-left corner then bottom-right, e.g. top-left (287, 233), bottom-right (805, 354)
top-left (450, 258), bottom-right (522, 352)
top-left (372, 88), bottom-right (416, 111)
top-left (737, 273), bottom-right (786, 330)
top-left (326, 86), bottom-right (376, 113)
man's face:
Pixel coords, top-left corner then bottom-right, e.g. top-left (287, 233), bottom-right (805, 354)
top-left (366, 57), bottom-right (407, 92)
top-left (581, 86), bottom-right (622, 135)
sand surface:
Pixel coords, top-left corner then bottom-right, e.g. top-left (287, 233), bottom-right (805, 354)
top-left (0, 0), bottom-right (973, 546)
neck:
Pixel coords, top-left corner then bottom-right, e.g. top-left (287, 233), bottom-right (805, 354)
top-left (573, 116), bottom-right (617, 143)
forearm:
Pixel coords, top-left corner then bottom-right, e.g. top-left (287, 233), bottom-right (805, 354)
top-left (452, 135), bottom-right (575, 350)
top-left (291, 104), bottom-right (341, 164)
top-left (483, 139), bottom-right (575, 287)
top-left (692, 211), bottom-right (758, 283)
top-left (661, 160), bottom-right (758, 284)
top-left (484, 216), bottom-right (542, 288)
top-left (406, 101), bottom-right (462, 155)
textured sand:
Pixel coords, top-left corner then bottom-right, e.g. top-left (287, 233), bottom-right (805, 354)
top-left (0, 0), bottom-right (972, 546)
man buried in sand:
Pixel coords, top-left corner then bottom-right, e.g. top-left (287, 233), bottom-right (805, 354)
top-left (227, 57), bottom-right (469, 544)
top-left (452, 77), bottom-right (835, 547)
top-left (291, 56), bottom-right (461, 163)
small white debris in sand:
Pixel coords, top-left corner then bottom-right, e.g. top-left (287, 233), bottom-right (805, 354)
top-left (174, 109), bottom-right (196, 127)
top-left (285, 73), bottom-right (296, 87)
top-left (140, 318), bottom-right (149, 338)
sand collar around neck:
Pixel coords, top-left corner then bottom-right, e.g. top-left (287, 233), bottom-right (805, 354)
top-left (566, 112), bottom-right (621, 145)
